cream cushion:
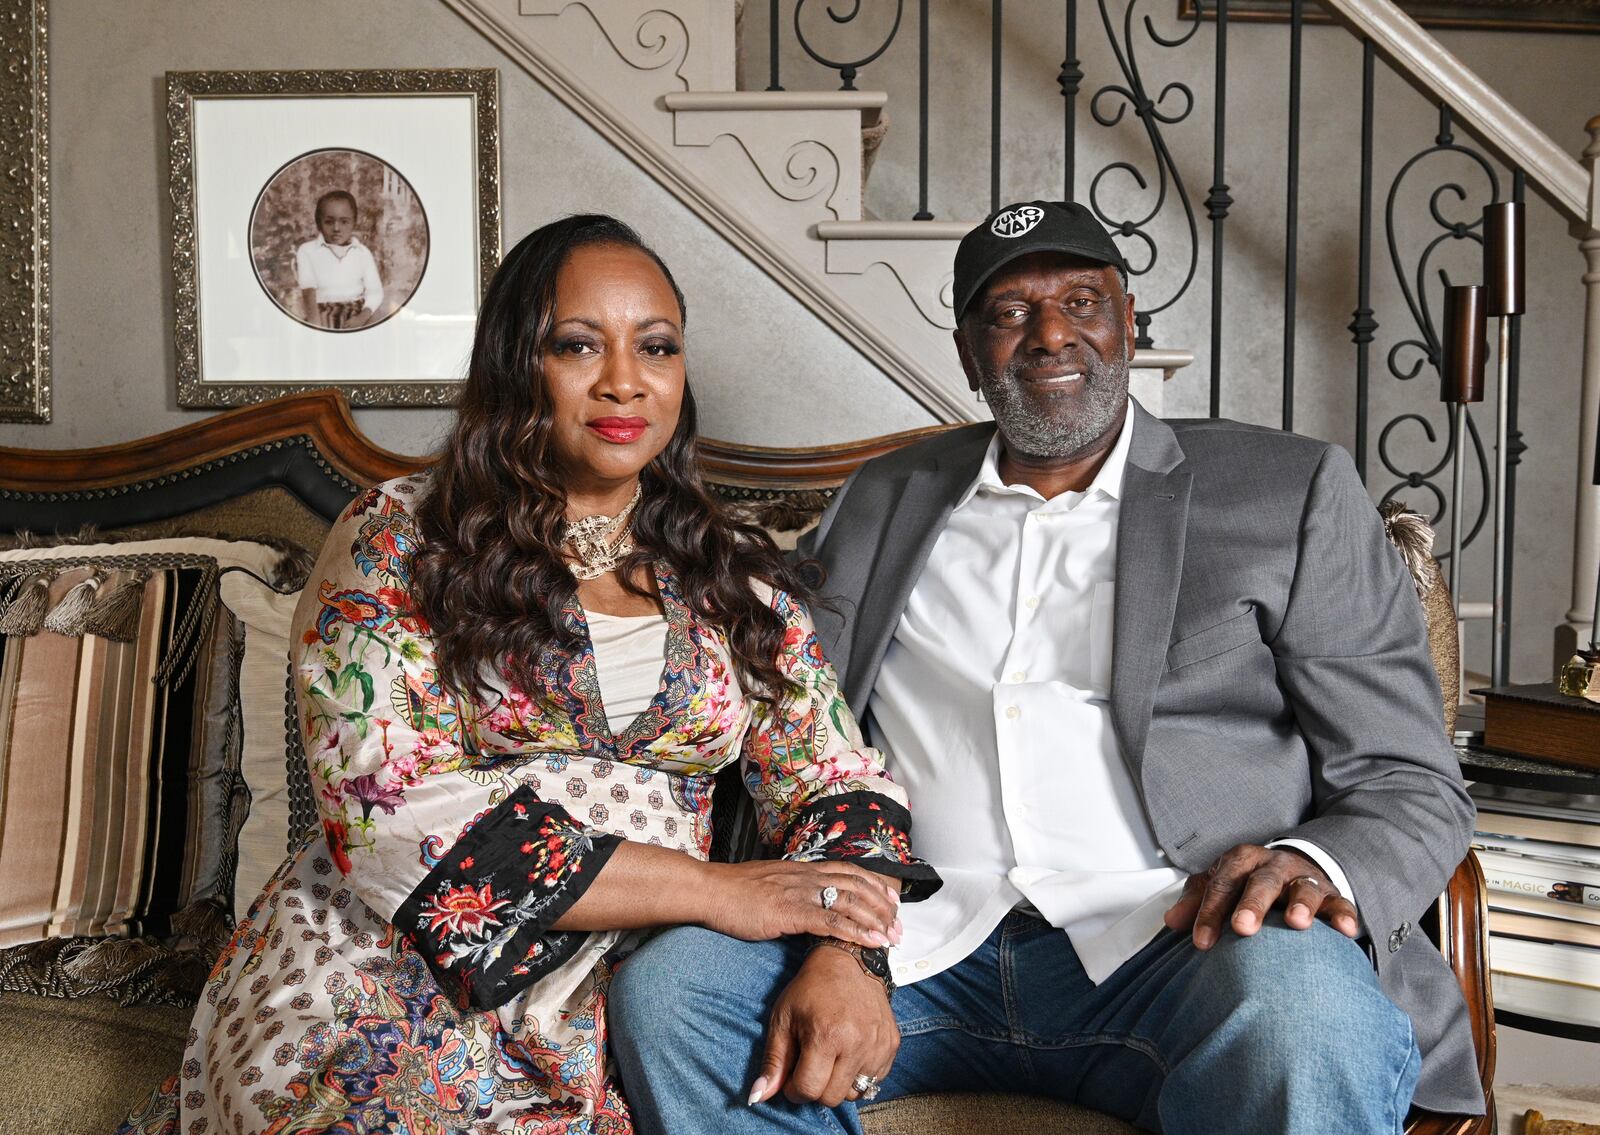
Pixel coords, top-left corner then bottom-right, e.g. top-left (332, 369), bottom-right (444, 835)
top-left (218, 572), bottom-right (301, 918)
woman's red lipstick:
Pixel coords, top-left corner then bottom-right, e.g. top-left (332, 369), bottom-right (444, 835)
top-left (587, 416), bottom-right (649, 443)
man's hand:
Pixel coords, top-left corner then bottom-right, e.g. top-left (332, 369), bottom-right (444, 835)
top-left (1163, 844), bottom-right (1360, 950)
top-left (748, 945), bottom-right (898, 1108)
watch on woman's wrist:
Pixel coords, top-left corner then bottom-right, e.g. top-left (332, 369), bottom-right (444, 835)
top-left (806, 935), bottom-right (896, 1000)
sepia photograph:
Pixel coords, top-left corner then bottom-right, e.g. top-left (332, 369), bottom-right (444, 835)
top-left (167, 68), bottom-right (499, 406)
top-left (249, 147), bottom-right (429, 334)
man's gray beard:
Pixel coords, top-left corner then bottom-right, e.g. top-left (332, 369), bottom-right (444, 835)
top-left (978, 349), bottom-right (1130, 461)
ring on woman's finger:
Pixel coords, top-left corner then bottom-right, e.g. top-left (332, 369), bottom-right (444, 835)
top-left (853, 1073), bottom-right (880, 1101)
top-left (820, 885), bottom-right (840, 910)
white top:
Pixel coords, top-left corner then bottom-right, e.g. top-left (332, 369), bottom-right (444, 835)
top-left (872, 407), bottom-right (1352, 987)
top-left (585, 610), bottom-right (669, 734)
top-left (294, 236), bottom-right (385, 310)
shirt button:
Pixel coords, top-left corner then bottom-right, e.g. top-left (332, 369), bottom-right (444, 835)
top-left (1004, 705), bottom-right (1021, 720)
top-left (1010, 670), bottom-right (1028, 683)
top-left (1025, 596), bottom-right (1040, 610)
top-left (915, 960), bottom-right (931, 970)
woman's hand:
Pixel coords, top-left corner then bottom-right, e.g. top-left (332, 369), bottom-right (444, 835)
top-left (700, 860), bottom-right (903, 949)
top-left (749, 945), bottom-right (898, 1107)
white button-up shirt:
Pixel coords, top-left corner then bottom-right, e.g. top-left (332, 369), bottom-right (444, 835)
top-left (873, 408), bottom-right (1351, 986)
top-left (294, 236), bottom-right (385, 310)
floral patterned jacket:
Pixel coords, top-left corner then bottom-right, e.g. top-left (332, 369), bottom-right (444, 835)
top-left (294, 474), bottom-right (940, 1010)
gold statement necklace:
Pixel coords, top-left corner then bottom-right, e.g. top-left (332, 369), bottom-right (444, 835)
top-left (562, 483), bottom-right (643, 580)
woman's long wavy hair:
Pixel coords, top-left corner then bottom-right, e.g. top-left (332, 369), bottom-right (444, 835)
top-left (411, 214), bottom-right (817, 705)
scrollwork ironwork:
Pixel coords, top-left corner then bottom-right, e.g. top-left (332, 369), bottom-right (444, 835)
top-left (1376, 107), bottom-right (1498, 559)
top-left (793, 0), bottom-right (904, 91)
top-left (1085, 0), bottom-right (1202, 348)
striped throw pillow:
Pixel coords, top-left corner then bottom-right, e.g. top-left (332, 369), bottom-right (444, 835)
top-left (0, 553), bottom-right (246, 947)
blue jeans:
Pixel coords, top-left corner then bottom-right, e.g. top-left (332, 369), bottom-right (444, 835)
top-left (608, 910), bottom-right (1421, 1135)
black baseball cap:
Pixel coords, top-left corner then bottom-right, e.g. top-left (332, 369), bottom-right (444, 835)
top-left (952, 200), bottom-right (1129, 322)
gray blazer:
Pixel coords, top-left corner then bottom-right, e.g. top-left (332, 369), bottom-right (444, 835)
top-left (799, 402), bottom-right (1482, 1116)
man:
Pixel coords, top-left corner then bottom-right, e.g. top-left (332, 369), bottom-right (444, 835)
top-left (610, 201), bottom-right (1481, 1134)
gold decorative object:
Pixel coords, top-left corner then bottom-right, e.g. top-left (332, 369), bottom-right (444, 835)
top-left (1557, 651), bottom-right (1600, 702)
top-left (166, 69), bottom-right (502, 408)
top-left (0, 0), bottom-right (50, 422)
top-left (563, 485), bottom-right (643, 581)
top-left (1525, 1109), bottom-right (1600, 1135)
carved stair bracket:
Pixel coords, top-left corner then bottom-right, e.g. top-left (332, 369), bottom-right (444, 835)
top-left (822, 235), bottom-right (959, 330)
top-left (668, 94), bottom-right (883, 223)
top-left (517, 0), bottom-right (738, 93)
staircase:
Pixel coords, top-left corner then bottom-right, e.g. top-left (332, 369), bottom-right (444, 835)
top-left (440, 0), bottom-right (1600, 664)
top-left (441, 0), bottom-right (1190, 422)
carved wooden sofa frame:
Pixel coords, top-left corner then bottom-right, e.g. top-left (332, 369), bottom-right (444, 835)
top-left (0, 392), bottom-right (1494, 1134)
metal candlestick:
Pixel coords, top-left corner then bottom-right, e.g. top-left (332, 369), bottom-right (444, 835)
top-left (1440, 283), bottom-right (1487, 614)
top-left (1482, 201), bottom-right (1525, 686)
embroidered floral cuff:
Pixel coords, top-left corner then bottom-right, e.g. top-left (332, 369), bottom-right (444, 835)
top-left (780, 790), bottom-right (942, 901)
top-left (394, 785), bottom-right (625, 1010)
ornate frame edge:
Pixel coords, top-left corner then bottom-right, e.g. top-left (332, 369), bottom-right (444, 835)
top-left (0, 0), bottom-right (51, 424)
top-left (167, 67), bottom-right (502, 410)
top-left (1178, 0), bottom-right (1600, 34)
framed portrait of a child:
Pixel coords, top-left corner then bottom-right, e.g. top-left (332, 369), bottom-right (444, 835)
top-left (167, 69), bottom-right (500, 407)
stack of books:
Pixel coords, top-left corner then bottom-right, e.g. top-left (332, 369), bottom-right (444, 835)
top-left (1470, 783), bottom-right (1600, 1027)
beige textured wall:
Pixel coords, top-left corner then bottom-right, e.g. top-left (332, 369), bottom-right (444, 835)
top-left (741, 1), bottom-right (1600, 687)
top-left (0, 0), bottom-right (931, 458)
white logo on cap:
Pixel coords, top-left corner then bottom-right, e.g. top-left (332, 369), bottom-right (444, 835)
top-left (990, 206), bottom-right (1044, 238)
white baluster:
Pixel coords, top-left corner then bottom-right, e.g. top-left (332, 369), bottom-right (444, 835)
top-left (1561, 116), bottom-right (1600, 664)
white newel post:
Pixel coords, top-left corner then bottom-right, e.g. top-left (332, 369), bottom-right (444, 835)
top-left (1562, 115), bottom-right (1600, 661)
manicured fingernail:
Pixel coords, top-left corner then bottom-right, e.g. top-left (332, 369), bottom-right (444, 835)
top-left (870, 931), bottom-right (891, 947)
top-left (748, 1076), bottom-right (768, 1106)
top-left (889, 925), bottom-right (902, 945)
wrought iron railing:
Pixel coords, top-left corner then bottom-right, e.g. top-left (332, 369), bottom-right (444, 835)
top-left (757, 0), bottom-right (1552, 682)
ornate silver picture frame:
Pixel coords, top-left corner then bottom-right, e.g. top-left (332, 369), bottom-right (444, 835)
top-left (1179, 0), bottom-right (1600, 32)
top-left (167, 69), bottom-right (501, 408)
top-left (0, 0), bottom-right (50, 423)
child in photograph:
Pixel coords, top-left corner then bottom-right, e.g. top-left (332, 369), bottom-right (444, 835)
top-left (294, 190), bottom-right (385, 330)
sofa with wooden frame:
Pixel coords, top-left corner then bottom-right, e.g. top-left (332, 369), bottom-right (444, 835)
top-left (0, 391), bottom-right (1494, 1134)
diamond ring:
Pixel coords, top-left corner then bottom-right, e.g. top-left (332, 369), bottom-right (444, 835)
top-left (820, 885), bottom-right (840, 910)
top-left (853, 1073), bottom-right (880, 1100)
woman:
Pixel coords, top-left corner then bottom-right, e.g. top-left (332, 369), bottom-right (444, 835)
top-left (120, 215), bottom-right (938, 1135)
